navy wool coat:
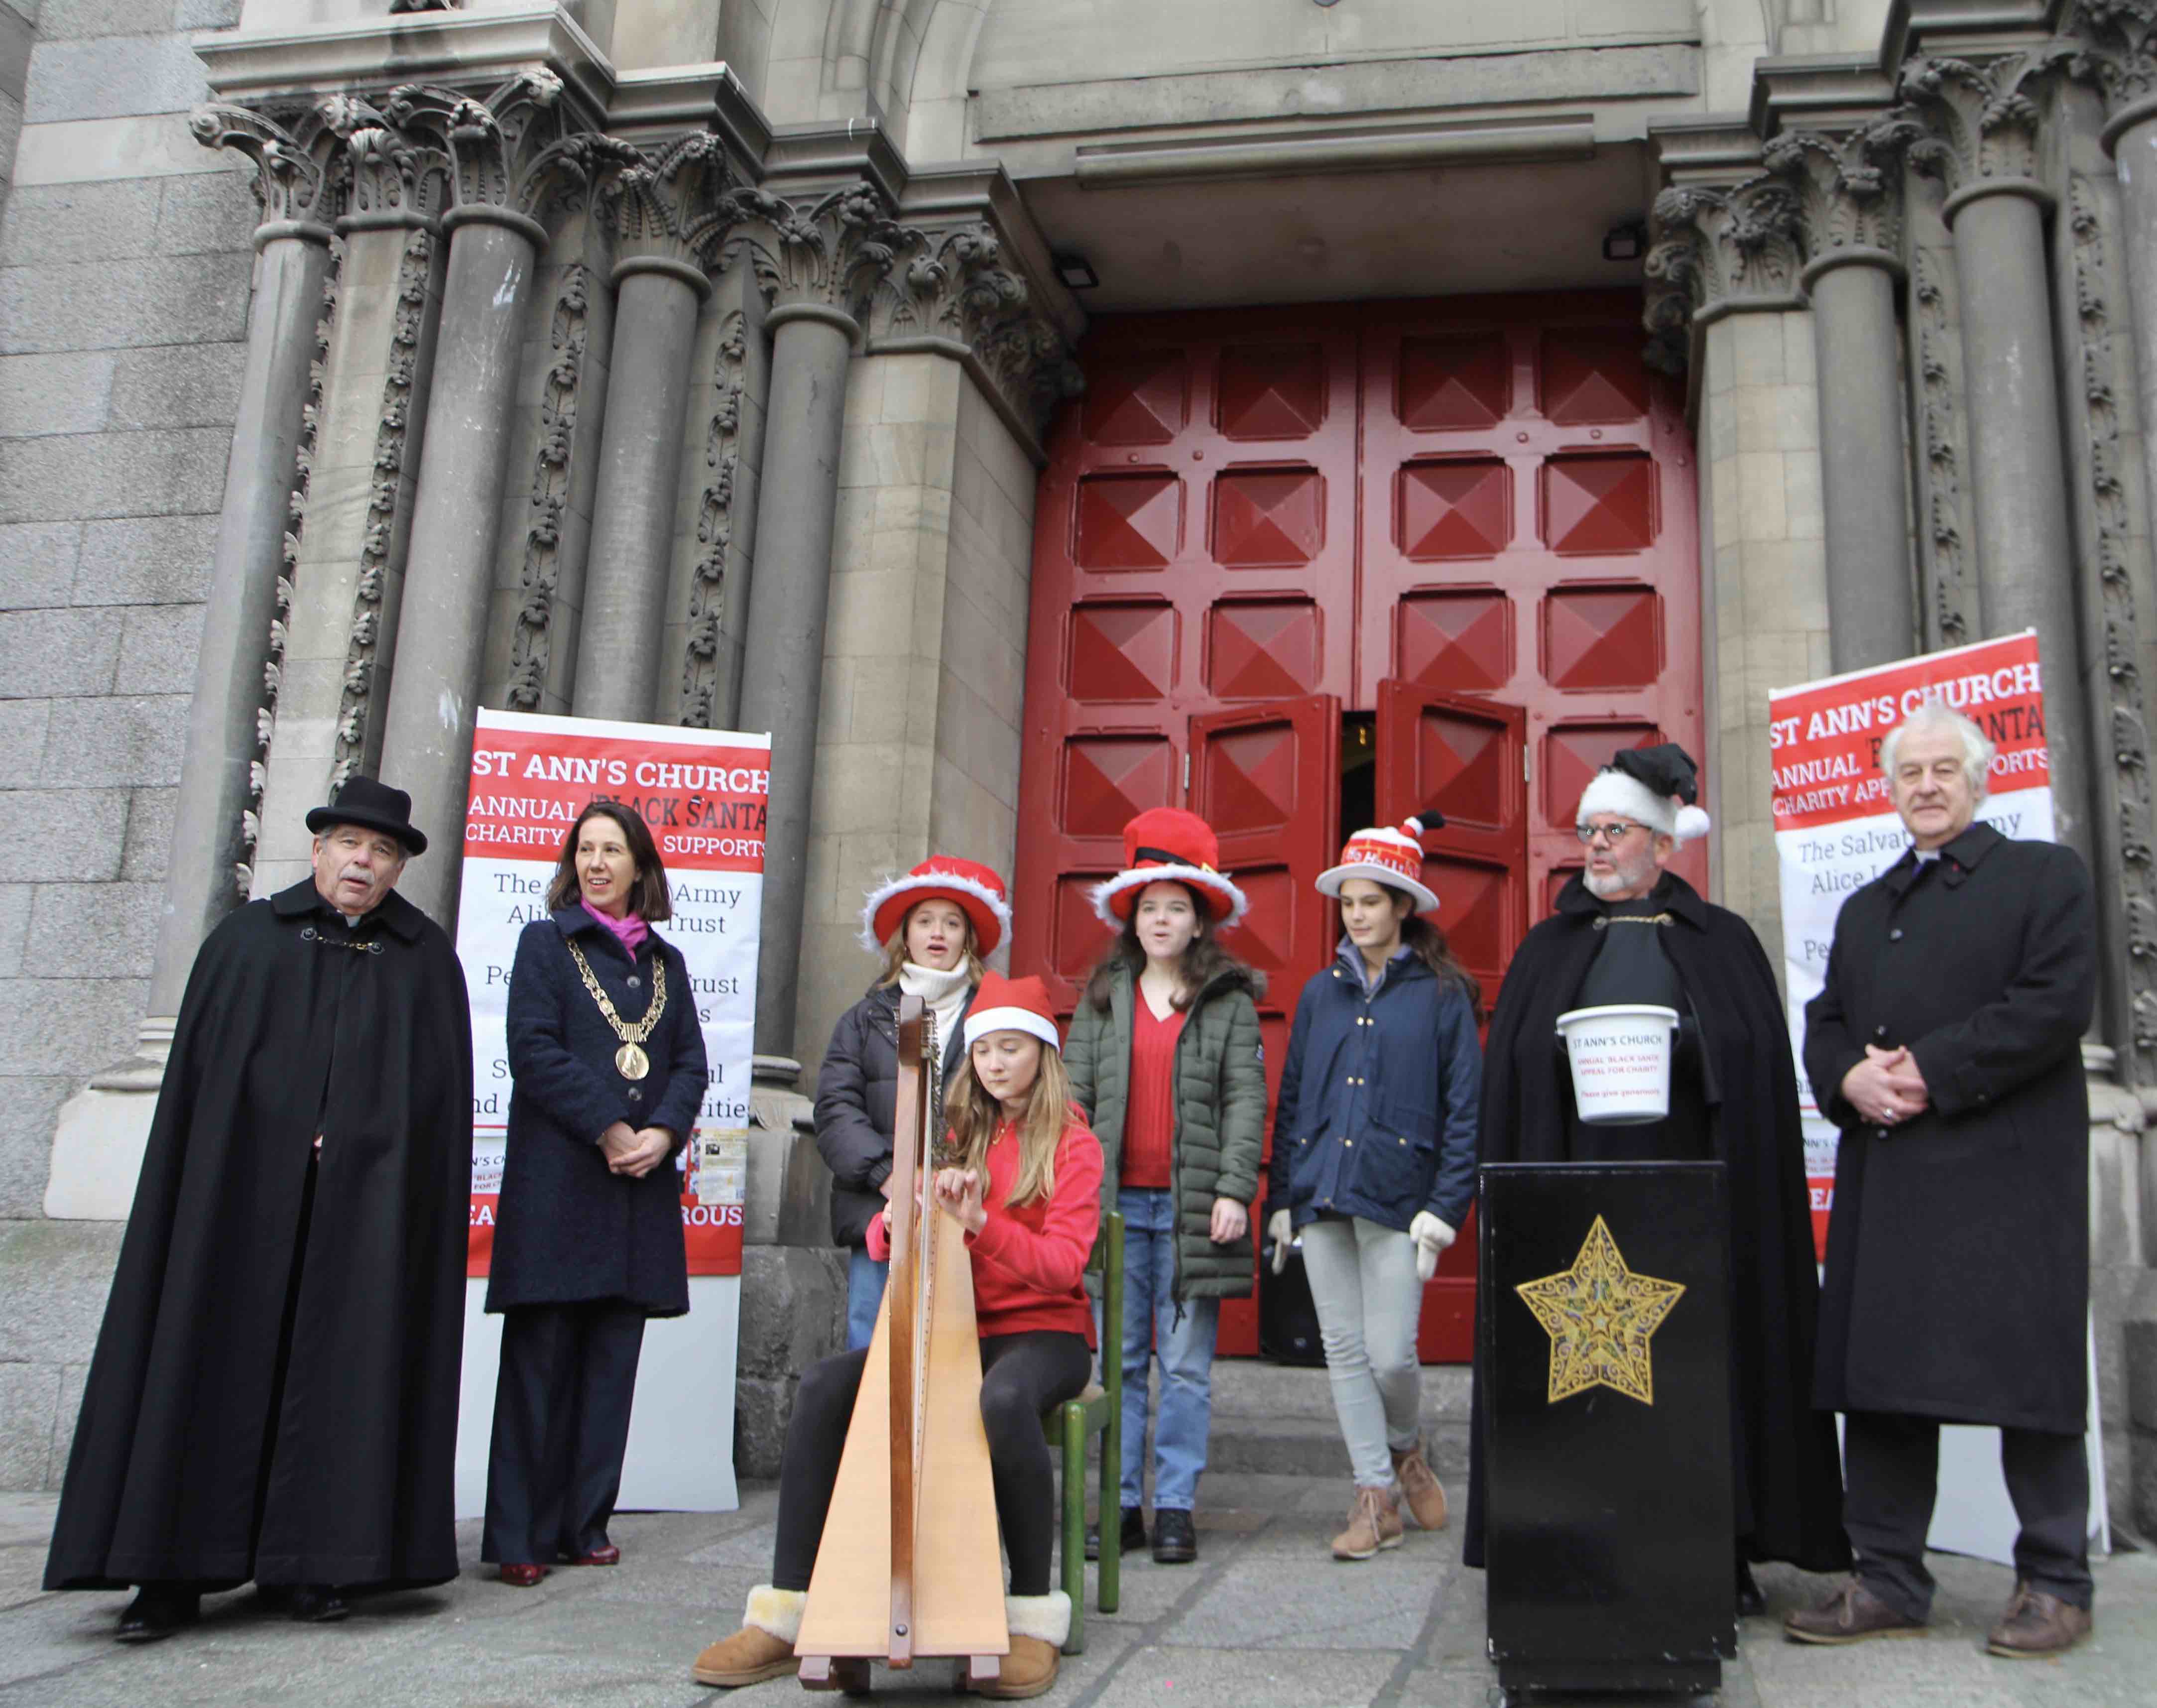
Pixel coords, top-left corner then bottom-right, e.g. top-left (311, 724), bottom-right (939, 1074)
top-left (487, 908), bottom-right (710, 1317)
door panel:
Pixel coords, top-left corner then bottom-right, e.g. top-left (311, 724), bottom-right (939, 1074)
top-left (1374, 681), bottom-right (1527, 1361)
top-left (1187, 697), bottom-right (1339, 1357)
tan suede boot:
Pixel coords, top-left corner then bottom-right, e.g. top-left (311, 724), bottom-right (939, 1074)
top-left (1330, 1484), bottom-right (1404, 1561)
top-left (692, 1586), bottom-right (804, 1688)
top-left (973, 1591), bottom-right (1070, 1699)
top-left (1390, 1439), bottom-right (1449, 1531)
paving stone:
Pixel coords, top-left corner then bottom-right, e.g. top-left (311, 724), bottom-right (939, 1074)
top-left (0, 426), bottom-right (234, 523)
top-left (72, 512), bottom-right (212, 604)
top-left (0, 608), bottom-right (117, 696)
top-left (0, 252), bottom-right (250, 356)
top-left (0, 521), bottom-right (77, 608)
top-left (111, 601), bottom-right (201, 693)
top-left (0, 1364), bottom-right (57, 1494)
top-left (36, 693), bottom-right (186, 785)
top-left (21, 36), bottom-right (207, 125)
top-left (0, 175), bottom-right (162, 267)
top-left (0, 351), bottom-right (114, 437)
top-left (104, 340), bottom-right (242, 430)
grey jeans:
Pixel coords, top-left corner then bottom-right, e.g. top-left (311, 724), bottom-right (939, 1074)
top-left (1298, 1214), bottom-right (1424, 1490)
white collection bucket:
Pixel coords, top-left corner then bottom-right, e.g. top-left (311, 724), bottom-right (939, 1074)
top-left (1555, 1004), bottom-right (1680, 1125)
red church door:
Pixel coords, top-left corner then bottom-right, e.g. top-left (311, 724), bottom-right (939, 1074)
top-left (1013, 294), bottom-right (1701, 1361)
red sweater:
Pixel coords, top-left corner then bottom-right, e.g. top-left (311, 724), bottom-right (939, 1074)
top-left (1120, 997), bottom-right (1184, 1189)
top-left (868, 1111), bottom-right (1103, 1345)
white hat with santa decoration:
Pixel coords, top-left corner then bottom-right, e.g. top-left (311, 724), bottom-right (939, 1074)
top-left (1316, 815), bottom-right (1442, 915)
top-left (1575, 743), bottom-right (1711, 843)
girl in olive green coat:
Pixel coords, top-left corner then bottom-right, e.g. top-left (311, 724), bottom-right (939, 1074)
top-left (1066, 809), bottom-right (1267, 1566)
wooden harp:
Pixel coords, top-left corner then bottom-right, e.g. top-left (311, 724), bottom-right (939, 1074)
top-left (795, 994), bottom-right (1008, 1689)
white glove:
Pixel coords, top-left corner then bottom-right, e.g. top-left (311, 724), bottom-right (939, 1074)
top-left (1267, 1209), bottom-right (1294, 1275)
top-left (1409, 1212), bottom-right (1456, 1283)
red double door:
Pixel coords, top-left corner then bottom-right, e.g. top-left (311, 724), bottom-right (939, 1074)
top-left (1013, 294), bottom-right (1702, 1358)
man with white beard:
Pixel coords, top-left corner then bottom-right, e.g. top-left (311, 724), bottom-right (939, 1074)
top-left (1463, 746), bottom-right (1850, 1613)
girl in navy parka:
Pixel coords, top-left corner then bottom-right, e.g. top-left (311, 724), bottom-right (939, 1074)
top-left (1264, 817), bottom-right (1480, 1564)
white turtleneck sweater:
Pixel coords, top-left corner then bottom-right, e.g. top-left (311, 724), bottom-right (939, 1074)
top-left (899, 960), bottom-right (971, 1057)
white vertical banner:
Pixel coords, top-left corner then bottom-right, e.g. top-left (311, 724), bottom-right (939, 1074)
top-left (451, 710), bottom-right (767, 1517)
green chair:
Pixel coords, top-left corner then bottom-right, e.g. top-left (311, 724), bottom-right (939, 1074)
top-left (1044, 1208), bottom-right (1123, 1654)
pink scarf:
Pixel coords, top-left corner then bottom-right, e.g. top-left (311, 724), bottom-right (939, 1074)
top-left (581, 898), bottom-right (649, 957)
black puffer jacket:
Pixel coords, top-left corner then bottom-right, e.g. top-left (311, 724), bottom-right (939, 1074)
top-left (812, 980), bottom-right (975, 1247)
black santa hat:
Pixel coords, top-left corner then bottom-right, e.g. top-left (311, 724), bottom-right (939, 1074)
top-left (1575, 743), bottom-right (1710, 843)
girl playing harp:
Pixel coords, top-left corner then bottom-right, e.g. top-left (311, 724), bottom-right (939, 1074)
top-left (691, 972), bottom-right (1101, 1700)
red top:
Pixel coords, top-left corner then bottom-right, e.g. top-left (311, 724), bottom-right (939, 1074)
top-left (865, 1110), bottom-right (1103, 1345)
top-left (1119, 996), bottom-right (1185, 1189)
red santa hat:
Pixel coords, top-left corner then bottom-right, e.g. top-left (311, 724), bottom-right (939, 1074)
top-left (1316, 816), bottom-right (1441, 915)
top-left (1575, 743), bottom-right (1711, 844)
top-left (858, 855), bottom-right (1011, 957)
top-left (1087, 807), bottom-right (1249, 929)
top-left (961, 971), bottom-right (1062, 1052)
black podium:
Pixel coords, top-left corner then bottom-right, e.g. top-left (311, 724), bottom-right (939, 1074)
top-left (1480, 1162), bottom-right (1735, 1696)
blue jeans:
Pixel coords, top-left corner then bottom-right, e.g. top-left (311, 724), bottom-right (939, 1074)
top-left (1118, 1187), bottom-right (1219, 1512)
top-left (846, 1248), bottom-right (888, 1352)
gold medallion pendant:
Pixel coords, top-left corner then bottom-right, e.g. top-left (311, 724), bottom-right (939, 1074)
top-left (615, 1042), bottom-right (651, 1081)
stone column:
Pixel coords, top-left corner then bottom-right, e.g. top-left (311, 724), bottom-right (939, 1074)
top-left (372, 74), bottom-right (630, 925)
top-left (1904, 47), bottom-right (2093, 854)
top-left (572, 136), bottom-right (730, 723)
top-left (716, 184), bottom-right (910, 1058)
top-left (1765, 118), bottom-right (1923, 671)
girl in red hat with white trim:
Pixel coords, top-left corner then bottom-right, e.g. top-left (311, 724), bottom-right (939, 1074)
top-left (1065, 807), bottom-right (1267, 1567)
top-left (692, 974), bottom-right (1102, 1700)
top-left (813, 857), bottom-right (1010, 1349)
top-left (1264, 818), bottom-right (1482, 1562)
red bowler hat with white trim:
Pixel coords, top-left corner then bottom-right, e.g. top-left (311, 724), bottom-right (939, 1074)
top-left (962, 971), bottom-right (1063, 1052)
top-left (1316, 815), bottom-right (1442, 915)
top-left (1088, 807), bottom-right (1249, 929)
top-left (858, 855), bottom-right (1012, 956)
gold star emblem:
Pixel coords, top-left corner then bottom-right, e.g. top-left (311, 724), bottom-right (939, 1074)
top-left (1514, 1216), bottom-right (1685, 1406)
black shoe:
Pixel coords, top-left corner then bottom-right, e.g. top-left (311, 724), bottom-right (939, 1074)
top-left (1085, 1506), bottom-right (1146, 1561)
top-left (1152, 1508), bottom-right (1198, 1565)
top-left (286, 1584), bottom-right (350, 1624)
top-left (116, 1586), bottom-right (199, 1642)
top-left (1736, 1562), bottom-right (1766, 1618)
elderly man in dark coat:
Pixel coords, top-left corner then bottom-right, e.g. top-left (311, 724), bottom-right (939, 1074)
top-left (1465, 745), bottom-right (1849, 1610)
top-left (44, 778), bottom-right (474, 1641)
top-left (1792, 702), bottom-right (2097, 1658)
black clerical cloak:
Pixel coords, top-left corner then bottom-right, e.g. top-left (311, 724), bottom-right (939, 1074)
top-left (1463, 872), bottom-right (1848, 1573)
top-left (45, 880), bottom-right (474, 1591)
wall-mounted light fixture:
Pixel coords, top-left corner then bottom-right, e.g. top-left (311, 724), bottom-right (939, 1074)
top-left (1055, 253), bottom-right (1100, 290)
top-left (1601, 222), bottom-right (1649, 263)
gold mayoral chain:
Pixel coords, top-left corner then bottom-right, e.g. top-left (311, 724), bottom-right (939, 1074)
top-left (565, 939), bottom-right (668, 1081)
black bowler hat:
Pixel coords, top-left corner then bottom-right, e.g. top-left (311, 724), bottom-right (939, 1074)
top-left (306, 775), bottom-right (429, 855)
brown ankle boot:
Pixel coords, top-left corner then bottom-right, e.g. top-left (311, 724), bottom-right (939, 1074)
top-left (1390, 1439), bottom-right (1448, 1531)
top-left (975, 1592), bottom-right (1068, 1699)
top-left (1330, 1484), bottom-right (1404, 1561)
top-left (692, 1586), bottom-right (804, 1687)
top-left (1986, 1582), bottom-right (2092, 1658)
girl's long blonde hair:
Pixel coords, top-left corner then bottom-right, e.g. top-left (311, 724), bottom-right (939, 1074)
top-left (945, 1039), bottom-right (1075, 1208)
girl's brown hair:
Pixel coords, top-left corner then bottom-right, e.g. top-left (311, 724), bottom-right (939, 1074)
top-left (945, 1037), bottom-right (1076, 1207)
top-left (1081, 879), bottom-right (1258, 1011)
top-left (1344, 883), bottom-right (1482, 1019)
top-left (544, 801), bottom-right (673, 921)
top-left (872, 902), bottom-right (988, 987)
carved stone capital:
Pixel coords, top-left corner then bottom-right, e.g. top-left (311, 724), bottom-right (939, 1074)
top-left (188, 101), bottom-right (350, 237)
top-left (381, 72), bottom-right (637, 236)
top-left (710, 180), bottom-right (917, 328)
top-left (1898, 45), bottom-right (2078, 198)
top-left (345, 121), bottom-right (450, 228)
top-left (603, 132), bottom-right (739, 283)
top-left (1642, 175), bottom-right (1804, 365)
top-left (1761, 113), bottom-right (1924, 267)
top-left (2071, 0), bottom-right (2157, 140)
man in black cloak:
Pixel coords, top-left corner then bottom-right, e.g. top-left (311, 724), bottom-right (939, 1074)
top-left (1464, 745), bottom-right (1848, 1609)
top-left (44, 777), bottom-right (474, 1640)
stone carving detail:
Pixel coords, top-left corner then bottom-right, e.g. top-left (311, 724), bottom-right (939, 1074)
top-left (2072, 0), bottom-right (2157, 117)
top-left (681, 309), bottom-right (748, 729)
top-left (188, 101), bottom-right (349, 229)
top-left (1641, 176), bottom-right (1802, 365)
top-left (331, 227), bottom-right (435, 785)
top-left (346, 118), bottom-right (450, 223)
top-left (381, 72), bottom-right (635, 224)
top-left (605, 132), bottom-right (736, 266)
top-left (2065, 175), bottom-right (2157, 1067)
top-left (239, 241), bottom-right (344, 897)
top-left (506, 264), bottom-right (592, 713)
top-left (1760, 115), bottom-right (1924, 260)
top-left (1910, 247), bottom-right (1975, 645)
top-left (1898, 48), bottom-right (2077, 192)
top-left (711, 181), bottom-right (916, 322)
top-left (388, 0), bottom-right (459, 11)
